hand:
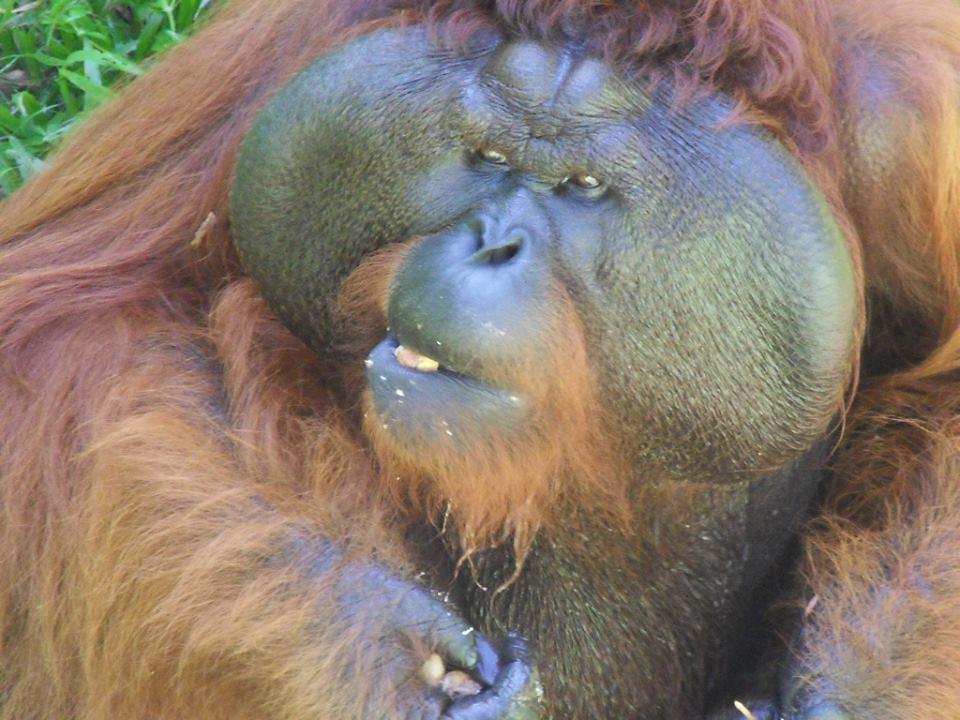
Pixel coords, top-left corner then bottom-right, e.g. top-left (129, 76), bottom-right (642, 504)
top-left (338, 563), bottom-right (543, 719)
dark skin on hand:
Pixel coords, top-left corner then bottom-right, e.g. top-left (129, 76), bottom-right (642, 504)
top-left (2, 2), bottom-right (960, 720)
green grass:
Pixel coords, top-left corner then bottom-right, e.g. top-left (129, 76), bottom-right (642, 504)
top-left (0, 0), bottom-right (211, 197)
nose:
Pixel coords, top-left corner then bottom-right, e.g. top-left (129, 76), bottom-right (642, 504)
top-left (467, 214), bottom-right (530, 266)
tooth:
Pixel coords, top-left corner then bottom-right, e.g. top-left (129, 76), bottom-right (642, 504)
top-left (395, 345), bottom-right (440, 373)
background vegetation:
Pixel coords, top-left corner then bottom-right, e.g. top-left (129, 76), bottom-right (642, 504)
top-left (0, 0), bottom-right (211, 197)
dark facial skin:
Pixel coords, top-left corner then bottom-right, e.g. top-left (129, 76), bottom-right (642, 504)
top-left (232, 28), bottom-right (857, 719)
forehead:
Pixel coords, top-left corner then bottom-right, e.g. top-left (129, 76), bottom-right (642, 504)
top-left (476, 41), bottom-right (630, 114)
top-left (461, 40), bottom-right (647, 146)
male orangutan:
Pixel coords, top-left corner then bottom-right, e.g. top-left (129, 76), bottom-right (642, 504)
top-left (1, 1), bottom-right (959, 718)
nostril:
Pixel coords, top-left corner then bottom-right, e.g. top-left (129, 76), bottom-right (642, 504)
top-left (470, 233), bottom-right (524, 266)
top-left (484, 240), bottom-right (522, 265)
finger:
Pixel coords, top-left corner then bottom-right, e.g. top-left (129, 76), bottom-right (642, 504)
top-left (473, 633), bottom-right (500, 686)
top-left (425, 612), bottom-right (482, 671)
top-left (396, 587), bottom-right (482, 671)
top-left (489, 647), bottom-right (533, 702)
top-left (500, 633), bottom-right (531, 665)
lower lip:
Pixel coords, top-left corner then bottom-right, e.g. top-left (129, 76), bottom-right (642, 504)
top-left (364, 337), bottom-right (527, 446)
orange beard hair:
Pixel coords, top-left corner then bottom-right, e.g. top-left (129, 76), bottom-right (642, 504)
top-left (336, 240), bottom-right (629, 569)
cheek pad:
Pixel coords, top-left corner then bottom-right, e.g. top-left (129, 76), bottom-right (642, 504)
top-left (231, 28), bottom-right (492, 350)
top-left (580, 90), bottom-right (858, 479)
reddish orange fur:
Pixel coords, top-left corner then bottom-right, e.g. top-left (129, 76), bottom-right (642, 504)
top-left (0, 1), bottom-right (959, 719)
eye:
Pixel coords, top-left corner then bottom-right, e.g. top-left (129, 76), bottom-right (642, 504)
top-left (568, 173), bottom-right (603, 189)
top-left (562, 173), bottom-right (607, 198)
top-left (476, 148), bottom-right (508, 165)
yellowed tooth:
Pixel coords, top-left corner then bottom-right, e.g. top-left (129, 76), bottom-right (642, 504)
top-left (395, 344), bottom-right (440, 373)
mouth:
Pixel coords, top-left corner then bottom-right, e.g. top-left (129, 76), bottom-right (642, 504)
top-left (366, 335), bottom-right (468, 386)
top-left (363, 335), bottom-right (527, 449)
